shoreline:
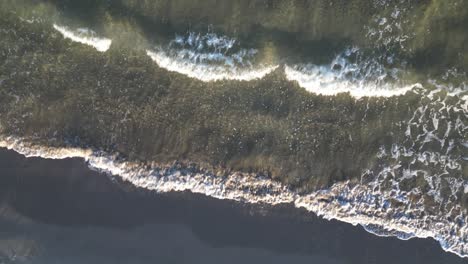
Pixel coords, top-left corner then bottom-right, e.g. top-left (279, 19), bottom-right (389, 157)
top-left (1, 136), bottom-right (468, 258)
top-left (0, 147), bottom-right (466, 263)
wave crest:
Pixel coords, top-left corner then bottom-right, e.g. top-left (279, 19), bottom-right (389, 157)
top-left (285, 48), bottom-right (421, 98)
top-left (53, 24), bottom-right (112, 52)
top-left (146, 31), bottom-right (278, 81)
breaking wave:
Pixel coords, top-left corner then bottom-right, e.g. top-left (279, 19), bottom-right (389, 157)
top-left (53, 24), bottom-right (112, 52)
top-left (284, 65), bottom-right (418, 98)
top-left (49, 25), bottom-right (427, 98)
top-left (146, 35), bottom-right (421, 98)
top-left (285, 47), bottom-right (420, 98)
top-left (146, 50), bottom-right (278, 82)
top-left (146, 32), bottom-right (278, 81)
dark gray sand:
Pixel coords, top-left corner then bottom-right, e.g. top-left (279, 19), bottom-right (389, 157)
top-left (0, 148), bottom-right (465, 264)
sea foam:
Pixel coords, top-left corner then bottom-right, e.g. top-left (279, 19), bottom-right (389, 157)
top-left (51, 25), bottom-right (420, 98)
top-left (53, 24), bottom-right (112, 52)
top-left (146, 50), bottom-right (278, 82)
top-left (146, 31), bottom-right (278, 82)
top-left (1, 130), bottom-right (467, 258)
top-left (284, 65), bottom-right (419, 98)
top-left (147, 35), bottom-right (419, 98)
top-left (285, 48), bottom-right (421, 98)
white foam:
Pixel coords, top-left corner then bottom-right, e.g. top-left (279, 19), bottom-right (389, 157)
top-left (146, 50), bottom-right (278, 82)
top-left (284, 48), bottom-right (421, 98)
top-left (285, 47), bottom-right (422, 98)
top-left (285, 65), bottom-right (421, 98)
top-left (146, 31), bottom-right (278, 82)
top-left (53, 24), bottom-right (112, 52)
top-left (1, 135), bottom-right (467, 258)
top-left (284, 65), bottom-right (418, 98)
top-left (147, 34), bottom-right (421, 97)
top-left (149, 46), bottom-right (418, 95)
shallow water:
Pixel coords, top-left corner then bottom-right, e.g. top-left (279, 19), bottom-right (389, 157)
top-left (0, 148), bottom-right (465, 264)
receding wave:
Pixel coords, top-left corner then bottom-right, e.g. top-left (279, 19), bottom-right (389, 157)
top-left (53, 24), bottom-right (112, 52)
top-left (2, 111), bottom-right (468, 260)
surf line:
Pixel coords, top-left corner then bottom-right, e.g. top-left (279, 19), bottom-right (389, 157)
top-left (53, 24), bottom-right (112, 52)
top-left (1, 136), bottom-right (467, 258)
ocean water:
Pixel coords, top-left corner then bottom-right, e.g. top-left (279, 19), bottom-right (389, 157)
top-left (0, 0), bottom-right (467, 262)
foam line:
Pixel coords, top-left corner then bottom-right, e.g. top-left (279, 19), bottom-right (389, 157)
top-left (146, 50), bottom-right (278, 82)
top-left (284, 65), bottom-right (420, 98)
top-left (53, 24), bottom-right (112, 52)
top-left (1, 136), bottom-right (467, 258)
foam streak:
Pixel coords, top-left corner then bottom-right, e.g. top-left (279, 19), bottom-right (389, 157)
top-left (146, 50), bottom-right (278, 82)
top-left (53, 24), bottom-right (112, 52)
top-left (284, 65), bottom-right (419, 98)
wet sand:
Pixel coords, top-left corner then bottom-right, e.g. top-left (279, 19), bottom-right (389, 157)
top-left (0, 148), bottom-right (465, 264)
